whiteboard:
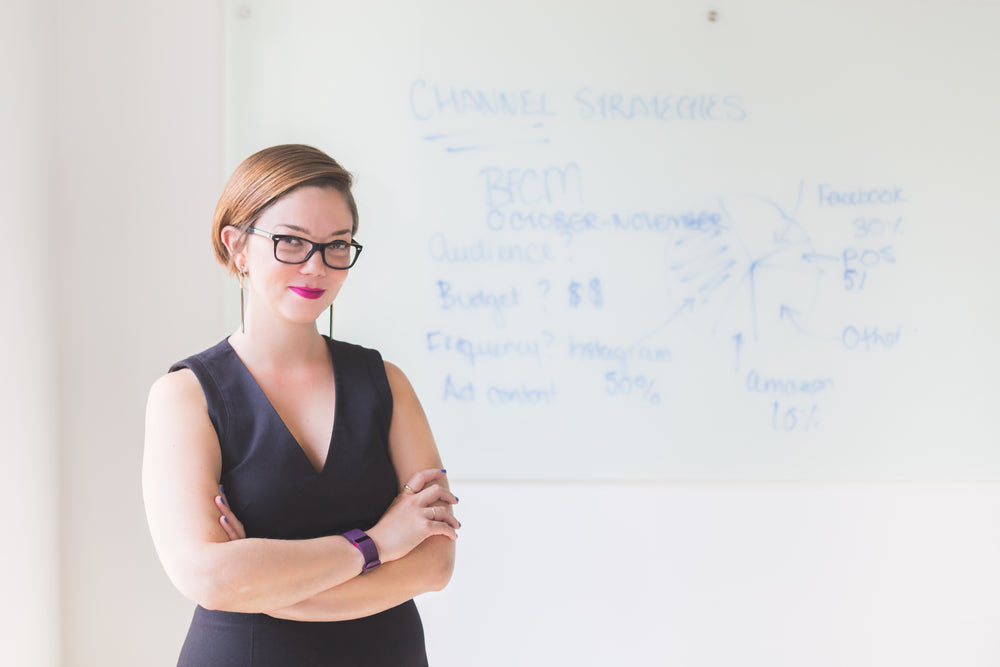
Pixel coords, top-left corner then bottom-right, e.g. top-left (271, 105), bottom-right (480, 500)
top-left (225, 0), bottom-right (1000, 480)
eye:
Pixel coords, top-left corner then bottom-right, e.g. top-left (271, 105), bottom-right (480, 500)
top-left (279, 236), bottom-right (306, 248)
top-left (328, 240), bottom-right (350, 250)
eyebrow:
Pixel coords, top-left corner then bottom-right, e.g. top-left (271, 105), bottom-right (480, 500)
top-left (275, 223), bottom-right (353, 238)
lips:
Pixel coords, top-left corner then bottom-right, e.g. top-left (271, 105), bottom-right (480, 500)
top-left (289, 286), bottom-right (325, 300)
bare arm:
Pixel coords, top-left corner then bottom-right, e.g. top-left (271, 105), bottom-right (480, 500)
top-left (260, 361), bottom-right (460, 621)
top-left (214, 474), bottom-right (455, 622)
top-left (267, 538), bottom-right (453, 621)
top-left (141, 368), bottom-right (455, 613)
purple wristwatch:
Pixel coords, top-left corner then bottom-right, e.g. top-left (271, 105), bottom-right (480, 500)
top-left (342, 529), bottom-right (381, 574)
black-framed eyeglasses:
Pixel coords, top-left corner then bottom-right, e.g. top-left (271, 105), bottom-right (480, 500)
top-left (247, 227), bottom-right (363, 270)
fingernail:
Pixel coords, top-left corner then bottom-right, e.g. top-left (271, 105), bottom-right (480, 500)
top-left (223, 516), bottom-right (229, 524)
top-left (440, 468), bottom-right (447, 473)
top-left (218, 495), bottom-right (226, 506)
top-left (220, 484), bottom-right (225, 494)
top-left (454, 496), bottom-right (459, 502)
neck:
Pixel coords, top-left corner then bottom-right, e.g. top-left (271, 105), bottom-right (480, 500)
top-left (230, 304), bottom-right (330, 370)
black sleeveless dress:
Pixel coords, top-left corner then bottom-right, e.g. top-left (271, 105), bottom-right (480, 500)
top-left (169, 337), bottom-right (428, 667)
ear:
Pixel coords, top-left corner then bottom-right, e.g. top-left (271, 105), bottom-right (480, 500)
top-left (220, 226), bottom-right (247, 272)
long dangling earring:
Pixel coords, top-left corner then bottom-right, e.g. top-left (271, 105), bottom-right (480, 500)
top-left (328, 303), bottom-right (334, 338)
top-left (238, 270), bottom-right (247, 334)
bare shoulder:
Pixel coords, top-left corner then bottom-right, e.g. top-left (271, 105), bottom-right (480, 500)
top-left (383, 360), bottom-right (427, 414)
top-left (143, 367), bottom-right (218, 469)
top-left (143, 369), bottom-right (227, 584)
top-left (147, 367), bottom-right (205, 412)
top-left (383, 360), bottom-right (413, 396)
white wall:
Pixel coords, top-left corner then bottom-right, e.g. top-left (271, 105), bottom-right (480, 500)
top-left (6, 3), bottom-right (998, 666)
top-left (53, 1), bottom-right (225, 664)
top-left (0, 1), bottom-right (60, 665)
top-left (420, 482), bottom-right (1000, 666)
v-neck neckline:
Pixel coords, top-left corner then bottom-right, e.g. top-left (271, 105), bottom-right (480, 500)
top-left (224, 336), bottom-right (338, 475)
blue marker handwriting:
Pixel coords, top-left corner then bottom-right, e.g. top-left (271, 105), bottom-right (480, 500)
top-left (745, 369), bottom-right (834, 396)
top-left (568, 335), bottom-right (671, 367)
top-left (409, 80), bottom-right (748, 124)
top-left (410, 79), bottom-right (555, 120)
top-left (436, 280), bottom-right (520, 327)
top-left (818, 184), bottom-right (906, 207)
top-left (842, 325), bottom-right (903, 351)
top-left (429, 232), bottom-right (555, 265)
top-left (842, 246), bottom-right (896, 291)
top-left (481, 164), bottom-right (583, 209)
top-left (771, 401), bottom-right (820, 432)
top-left (442, 373), bottom-right (557, 406)
top-left (486, 381), bottom-right (557, 406)
top-left (485, 208), bottom-right (724, 243)
top-left (604, 371), bottom-right (662, 405)
top-left (575, 88), bottom-right (747, 122)
top-left (568, 278), bottom-right (603, 309)
top-left (427, 330), bottom-right (552, 367)
top-left (852, 217), bottom-right (903, 239)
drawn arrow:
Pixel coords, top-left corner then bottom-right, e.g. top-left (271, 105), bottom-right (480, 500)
top-left (732, 332), bottom-right (743, 374)
top-left (779, 304), bottom-right (839, 340)
top-left (631, 298), bottom-right (696, 348)
top-left (801, 252), bottom-right (840, 264)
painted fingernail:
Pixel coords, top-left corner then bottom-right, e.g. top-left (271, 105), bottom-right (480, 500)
top-left (440, 468), bottom-right (447, 473)
top-left (223, 516), bottom-right (229, 524)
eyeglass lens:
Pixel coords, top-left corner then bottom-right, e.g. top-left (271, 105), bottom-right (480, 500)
top-left (274, 237), bottom-right (358, 268)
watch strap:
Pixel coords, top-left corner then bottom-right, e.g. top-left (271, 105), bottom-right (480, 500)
top-left (342, 528), bottom-right (381, 574)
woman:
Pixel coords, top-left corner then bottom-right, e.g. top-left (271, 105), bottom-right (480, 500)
top-left (143, 144), bottom-right (460, 666)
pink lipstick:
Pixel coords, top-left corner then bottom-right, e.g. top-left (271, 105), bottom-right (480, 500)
top-left (289, 286), bottom-right (325, 300)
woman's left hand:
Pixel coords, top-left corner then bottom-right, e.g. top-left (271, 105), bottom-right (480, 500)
top-left (215, 486), bottom-right (246, 541)
top-left (212, 472), bottom-right (458, 545)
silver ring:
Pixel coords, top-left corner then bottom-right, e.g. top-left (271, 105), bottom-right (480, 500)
top-left (403, 484), bottom-right (414, 494)
top-left (431, 507), bottom-right (437, 520)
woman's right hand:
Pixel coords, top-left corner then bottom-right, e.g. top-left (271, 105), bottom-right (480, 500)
top-left (215, 485), bottom-right (246, 541)
top-left (367, 468), bottom-right (460, 563)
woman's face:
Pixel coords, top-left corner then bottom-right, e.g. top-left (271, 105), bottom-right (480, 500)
top-left (237, 185), bottom-right (355, 327)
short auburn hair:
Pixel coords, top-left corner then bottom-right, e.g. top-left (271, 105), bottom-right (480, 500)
top-left (211, 144), bottom-right (359, 273)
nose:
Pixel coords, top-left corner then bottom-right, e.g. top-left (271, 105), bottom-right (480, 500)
top-left (300, 247), bottom-right (328, 275)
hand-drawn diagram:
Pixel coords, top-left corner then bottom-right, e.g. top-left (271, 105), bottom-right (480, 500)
top-left (416, 80), bottom-right (912, 461)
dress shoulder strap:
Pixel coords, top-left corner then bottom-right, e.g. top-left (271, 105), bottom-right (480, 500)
top-left (168, 339), bottom-right (233, 443)
top-left (327, 337), bottom-right (394, 437)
